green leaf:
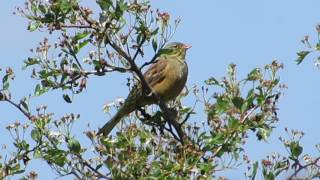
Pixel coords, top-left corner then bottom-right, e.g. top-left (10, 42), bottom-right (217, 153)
top-left (256, 128), bottom-right (272, 141)
top-left (96, 164), bottom-right (103, 170)
top-left (274, 160), bottom-right (288, 176)
top-left (45, 149), bottom-right (67, 167)
top-left (210, 133), bottom-right (225, 145)
top-left (28, 21), bottom-right (41, 32)
top-left (63, 94), bottom-right (72, 103)
top-left (257, 94), bottom-right (265, 105)
top-left (115, 0), bottom-right (127, 19)
top-left (59, 0), bottom-right (73, 14)
top-left (247, 68), bottom-right (262, 81)
top-left (20, 98), bottom-right (29, 112)
top-left (2, 74), bottom-right (11, 90)
top-left (197, 163), bottom-right (214, 173)
top-left (179, 106), bottom-right (192, 114)
top-left (205, 77), bottom-right (221, 86)
top-left (265, 172), bottom-right (275, 180)
top-left (74, 32), bottom-right (89, 41)
top-left (67, 138), bottom-right (81, 154)
top-left (151, 27), bottom-right (159, 36)
top-left (228, 117), bottom-right (240, 130)
top-left (296, 51), bottom-right (310, 65)
top-left (23, 58), bottom-right (39, 69)
top-left (31, 129), bottom-right (42, 142)
top-left (232, 96), bottom-right (244, 110)
top-left (216, 97), bottom-right (229, 114)
top-left (250, 161), bottom-right (259, 180)
top-left (15, 140), bottom-right (29, 150)
top-left (241, 89), bottom-right (255, 112)
top-left (152, 39), bottom-right (157, 52)
top-left (38, 4), bottom-right (47, 13)
top-left (34, 84), bottom-right (49, 96)
top-left (10, 166), bottom-right (25, 175)
top-left (33, 149), bottom-right (42, 159)
top-left (97, 0), bottom-right (113, 11)
top-left (289, 141), bottom-right (303, 159)
top-left (74, 40), bottom-right (89, 54)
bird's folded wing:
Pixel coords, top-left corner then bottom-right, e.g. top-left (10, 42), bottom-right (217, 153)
top-left (143, 59), bottom-right (168, 87)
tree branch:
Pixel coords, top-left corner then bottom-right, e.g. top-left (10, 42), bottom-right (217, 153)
top-left (6, 99), bottom-right (32, 120)
top-left (288, 157), bottom-right (320, 180)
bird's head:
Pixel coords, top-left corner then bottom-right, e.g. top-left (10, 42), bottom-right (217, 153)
top-left (159, 42), bottom-right (191, 60)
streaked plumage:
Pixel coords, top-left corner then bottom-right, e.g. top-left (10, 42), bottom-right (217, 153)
top-left (98, 42), bottom-right (191, 135)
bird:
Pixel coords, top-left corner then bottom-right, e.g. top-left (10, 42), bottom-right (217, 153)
top-left (98, 42), bottom-right (191, 136)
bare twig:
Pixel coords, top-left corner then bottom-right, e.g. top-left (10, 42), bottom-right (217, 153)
top-left (61, 25), bottom-right (92, 29)
top-left (288, 157), bottom-right (320, 180)
top-left (76, 154), bottom-right (111, 179)
top-left (6, 99), bottom-right (32, 120)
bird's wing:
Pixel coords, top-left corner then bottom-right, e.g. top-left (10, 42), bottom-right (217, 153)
top-left (143, 59), bottom-right (168, 88)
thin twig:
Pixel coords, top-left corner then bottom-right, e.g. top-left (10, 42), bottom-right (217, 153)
top-left (76, 154), bottom-right (111, 179)
top-left (61, 25), bottom-right (92, 29)
top-left (288, 157), bottom-right (320, 180)
top-left (6, 99), bottom-right (32, 120)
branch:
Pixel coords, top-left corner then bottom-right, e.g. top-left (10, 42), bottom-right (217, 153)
top-left (52, 66), bottom-right (129, 90)
top-left (61, 25), bottom-right (92, 29)
top-left (6, 99), bottom-right (32, 120)
top-left (76, 154), bottom-right (111, 179)
top-left (288, 157), bottom-right (320, 180)
top-left (139, 53), bottom-right (159, 71)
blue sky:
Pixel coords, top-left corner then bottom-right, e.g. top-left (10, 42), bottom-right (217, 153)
top-left (1, 0), bottom-right (320, 179)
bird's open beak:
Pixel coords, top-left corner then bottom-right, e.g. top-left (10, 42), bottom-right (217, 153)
top-left (182, 44), bottom-right (192, 49)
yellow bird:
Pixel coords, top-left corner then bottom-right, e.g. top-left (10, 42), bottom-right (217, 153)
top-left (98, 42), bottom-right (191, 135)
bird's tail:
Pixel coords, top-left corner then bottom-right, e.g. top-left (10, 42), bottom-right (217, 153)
top-left (98, 97), bottom-right (136, 136)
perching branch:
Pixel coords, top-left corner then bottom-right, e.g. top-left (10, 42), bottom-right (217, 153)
top-left (288, 157), bottom-right (320, 180)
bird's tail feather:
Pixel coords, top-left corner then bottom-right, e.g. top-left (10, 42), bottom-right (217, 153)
top-left (98, 97), bottom-right (136, 136)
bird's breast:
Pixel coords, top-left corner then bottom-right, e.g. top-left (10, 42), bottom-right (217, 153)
top-left (152, 60), bottom-right (188, 101)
